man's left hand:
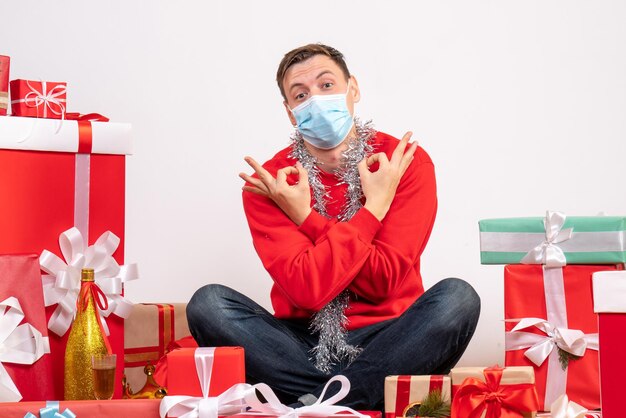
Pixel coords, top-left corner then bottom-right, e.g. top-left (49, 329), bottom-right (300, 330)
top-left (240, 157), bottom-right (312, 226)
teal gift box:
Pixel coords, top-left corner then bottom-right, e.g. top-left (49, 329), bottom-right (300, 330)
top-left (479, 211), bottom-right (626, 265)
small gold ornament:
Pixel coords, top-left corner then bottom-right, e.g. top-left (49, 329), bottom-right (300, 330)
top-left (64, 268), bottom-right (112, 400)
top-left (122, 363), bottom-right (167, 399)
top-left (403, 401), bottom-right (422, 417)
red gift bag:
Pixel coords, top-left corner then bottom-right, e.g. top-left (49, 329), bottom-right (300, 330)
top-left (0, 254), bottom-right (55, 401)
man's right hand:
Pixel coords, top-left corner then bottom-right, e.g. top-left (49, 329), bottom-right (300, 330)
top-left (357, 132), bottom-right (418, 221)
top-left (239, 157), bottom-right (312, 226)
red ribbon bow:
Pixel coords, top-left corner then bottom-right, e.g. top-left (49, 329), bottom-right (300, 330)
top-left (65, 112), bottom-right (109, 153)
top-left (76, 280), bottom-right (113, 353)
top-left (451, 367), bottom-right (539, 418)
top-left (77, 280), bottom-right (110, 313)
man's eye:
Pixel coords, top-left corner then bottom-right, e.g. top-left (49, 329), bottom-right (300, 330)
top-left (322, 82), bottom-right (334, 89)
top-left (295, 92), bottom-right (307, 100)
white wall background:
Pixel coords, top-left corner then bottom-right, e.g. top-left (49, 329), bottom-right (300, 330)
top-left (3, 1), bottom-right (625, 368)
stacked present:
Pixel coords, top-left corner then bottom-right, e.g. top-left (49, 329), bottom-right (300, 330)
top-left (385, 367), bottom-right (541, 418)
top-left (124, 303), bottom-right (192, 393)
top-left (381, 211), bottom-right (624, 418)
top-left (0, 53), bottom-right (137, 403)
top-left (478, 210), bottom-right (626, 416)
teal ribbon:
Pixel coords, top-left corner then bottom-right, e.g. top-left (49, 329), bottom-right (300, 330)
top-left (23, 401), bottom-right (76, 418)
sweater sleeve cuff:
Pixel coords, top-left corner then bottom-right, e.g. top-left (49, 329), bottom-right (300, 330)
top-left (349, 207), bottom-right (382, 242)
top-left (298, 210), bottom-right (330, 242)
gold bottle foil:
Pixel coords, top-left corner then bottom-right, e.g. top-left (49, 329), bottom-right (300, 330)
top-left (64, 268), bottom-right (111, 400)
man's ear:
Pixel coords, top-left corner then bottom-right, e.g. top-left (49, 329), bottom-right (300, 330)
top-left (349, 75), bottom-right (361, 104)
top-left (284, 101), bottom-right (297, 126)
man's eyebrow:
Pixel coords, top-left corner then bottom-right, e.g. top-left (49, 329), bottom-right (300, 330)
top-left (288, 70), bottom-right (337, 93)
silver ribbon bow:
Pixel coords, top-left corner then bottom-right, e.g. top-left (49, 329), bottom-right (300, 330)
top-left (521, 211), bottom-right (573, 267)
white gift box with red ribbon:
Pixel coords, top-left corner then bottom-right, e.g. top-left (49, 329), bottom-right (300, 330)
top-left (0, 114), bottom-right (131, 155)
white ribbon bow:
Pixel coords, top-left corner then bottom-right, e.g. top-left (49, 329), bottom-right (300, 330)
top-left (549, 394), bottom-right (594, 418)
top-left (245, 375), bottom-right (367, 418)
top-left (39, 227), bottom-right (139, 337)
top-left (11, 80), bottom-right (67, 119)
top-left (160, 347), bottom-right (251, 418)
top-left (521, 211), bottom-right (573, 267)
top-left (505, 317), bottom-right (598, 367)
top-left (0, 297), bottom-right (50, 402)
top-left (159, 347), bottom-right (365, 418)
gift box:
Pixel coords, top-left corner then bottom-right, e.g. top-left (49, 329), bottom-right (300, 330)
top-left (479, 211), bottom-right (626, 265)
top-left (592, 270), bottom-right (626, 418)
top-left (384, 375), bottom-right (451, 418)
top-left (0, 55), bottom-right (9, 116)
top-left (124, 303), bottom-right (192, 392)
top-left (3, 399), bottom-right (161, 417)
top-left (229, 412), bottom-right (383, 418)
top-left (0, 115), bottom-right (132, 399)
top-left (504, 264), bottom-right (622, 411)
top-left (10, 79), bottom-right (67, 119)
top-left (450, 366), bottom-right (539, 418)
top-left (0, 254), bottom-right (54, 401)
top-left (166, 347), bottom-right (245, 396)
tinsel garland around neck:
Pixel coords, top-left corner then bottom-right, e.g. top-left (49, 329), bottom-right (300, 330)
top-left (288, 118), bottom-right (376, 374)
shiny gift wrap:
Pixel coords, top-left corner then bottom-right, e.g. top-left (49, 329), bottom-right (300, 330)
top-left (479, 212), bottom-right (626, 265)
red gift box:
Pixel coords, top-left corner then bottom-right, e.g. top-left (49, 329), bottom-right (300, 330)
top-left (0, 254), bottom-right (54, 401)
top-left (10, 79), bottom-right (67, 119)
top-left (165, 347), bottom-right (245, 396)
top-left (0, 116), bottom-right (132, 399)
top-left (0, 55), bottom-right (9, 116)
top-left (2, 399), bottom-right (161, 418)
top-left (592, 270), bottom-right (626, 418)
top-left (450, 366), bottom-right (539, 418)
top-left (504, 264), bottom-right (622, 411)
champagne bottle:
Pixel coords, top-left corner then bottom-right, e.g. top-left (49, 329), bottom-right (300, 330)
top-left (64, 268), bottom-right (112, 400)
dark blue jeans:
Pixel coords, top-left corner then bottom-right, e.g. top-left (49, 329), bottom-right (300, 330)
top-left (187, 278), bottom-right (480, 410)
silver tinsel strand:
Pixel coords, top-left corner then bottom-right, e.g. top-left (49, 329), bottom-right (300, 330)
top-left (289, 118), bottom-right (377, 374)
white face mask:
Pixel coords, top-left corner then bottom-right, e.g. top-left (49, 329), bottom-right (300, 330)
top-left (289, 81), bottom-right (354, 150)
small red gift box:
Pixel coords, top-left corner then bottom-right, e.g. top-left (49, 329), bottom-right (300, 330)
top-left (0, 115), bottom-right (132, 399)
top-left (0, 254), bottom-right (55, 401)
top-left (10, 79), bottom-right (67, 119)
top-left (0, 55), bottom-right (9, 115)
top-left (504, 264), bottom-right (622, 411)
top-left (384, 375), bottom-right (451, 418)
top-left (592, 270), bottom-right (626, 418)
top-left (166, 347), bottom-right (245, 396)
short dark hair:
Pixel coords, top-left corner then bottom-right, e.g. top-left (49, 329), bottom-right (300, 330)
top-left (276, 43), bottom-right (350, 100)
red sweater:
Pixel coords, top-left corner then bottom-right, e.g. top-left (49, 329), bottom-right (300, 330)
top-left (242, 131), bottom-right (437, 330)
